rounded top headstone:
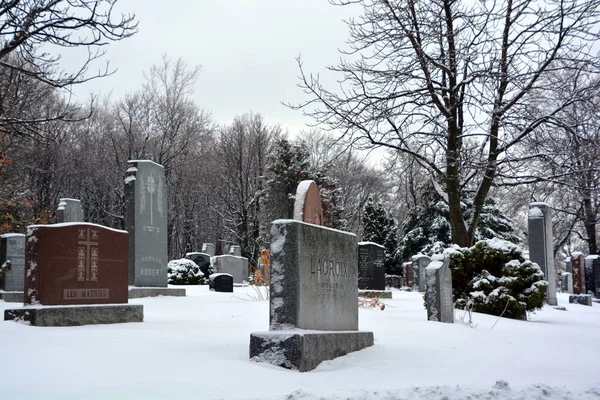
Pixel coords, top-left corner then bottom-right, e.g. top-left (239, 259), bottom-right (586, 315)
top-left (293, 180), bottom-right (324, 226)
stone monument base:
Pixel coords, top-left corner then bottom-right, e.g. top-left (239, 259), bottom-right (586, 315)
top-left (4, 304), bottom-right (144, 326)
top-left (358, 290), bottom-right (392, 299)
top-left (0, 291), bottom-right (24, 303)
top-left (249, 330), bottom-right (374, 372)
top-left (128, 287), bottom-right (186, 299)
top-left (569, 294), bottom-right (592, 307)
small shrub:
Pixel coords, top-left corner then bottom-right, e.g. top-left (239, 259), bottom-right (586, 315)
top-left (167, 259), bottom-right (204, 285)
top-left (448, 238), bottom-right (548, 320)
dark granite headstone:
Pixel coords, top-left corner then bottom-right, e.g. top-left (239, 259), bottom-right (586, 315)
top-left (209, 273), bottom-right (233, 292)
top-left (569, 294), bottom-right (592, 306)
top-left (0, 233), bottom-right (25, 292)
top-left (594, 258), bottom-right (600, 298)
top-left (571, 253), bottom-right (586, 295)
top-left (23, 223), bottom-right (129, 305)
top-left (185, 252), bottom-right (212, 278)
top-left (528, 203), bottom-right (557, 305)
top-left (426, 257), bottom-right (454, 323)
top-left (124, 160), bottom-right (168, 287)
top-left (357, 242), bottom-right (385, 290)
top-left (584, 256), bottom-right (597, 296)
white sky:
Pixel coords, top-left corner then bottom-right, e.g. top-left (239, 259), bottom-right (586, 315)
top-left (68, 0), bottom-right (360, 135)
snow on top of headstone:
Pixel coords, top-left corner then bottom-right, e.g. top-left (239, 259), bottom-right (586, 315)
top-left (124, 175), bottom-right (136, 184)
top-left (571, 252), bottom-right (584, 257)
top-left (209, 273), bottom-right (232, 279)
top-left (585, 254), bottom-right (600, 260)
top-left (484, 238), bottom-right (520, 253)
top-left (529, 202), bottom-right (551, 208)
top-left (528, 206), bottom-right (544, 219)
top-left (127, 159), bottom-right (164, 169)
top-left (358, 241), bottom-right (385, 248)
top-left (59, 198), bottom-right (81, 203)
top-left (28, 222), bottom-right (128, 234)
top-left (185, 252), bottom-right (210, 257)
top-left (272, 219), bottom-right (356, 237)
top-left (0, 233), bottom-right (25, 238)
top-left (411, 253), bottom-right (430, 262)
top-left (426, 260), bottom-right (444, 270)
top-left (213, 254), bottom-right (247, 261)
top-left (126, 166), bottom-right (138, 173)
top-left (293, 180), bottom-right (314, 221)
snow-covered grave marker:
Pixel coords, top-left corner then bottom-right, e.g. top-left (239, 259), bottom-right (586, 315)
top-left (56, 198), bottom-right (84, 223)
top-left (250, 181), bottom-right (373, 371)
top-left (527, 203), bottom-right (558, 306)
top-left (425, 256), bottom-right (454, 323)
top-left (0, 233), bottom-right (25, 300)
top-left (124, 160), bottom-right (184, 299)
top-left (4, 223), bottom-right (143, 326)
top-left (412, 254), bottom-right (431, 292)
top-left (213, 255), bottom-right (248, 284)
top-left (571, 252), bottom-right (585, 295)
top-left (201, 242), bottom-right (215, 256)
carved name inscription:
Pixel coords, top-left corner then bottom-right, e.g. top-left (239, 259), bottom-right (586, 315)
top-left (64, 288), bottom-right (109, 300)
top-left (310, 258), bottom-right (350, 277)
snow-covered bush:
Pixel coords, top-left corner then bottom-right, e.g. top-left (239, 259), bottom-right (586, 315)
top-left (167, 259), bottom-right (204, 285)
top-left (448, 239), bottom-right (548, 320)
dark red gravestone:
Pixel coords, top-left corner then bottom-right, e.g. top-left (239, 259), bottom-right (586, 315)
top-left (571, 253), bottom-right (586, 295)
top-left (294, 180), bottom-right (324, 226)
top-left (404, 262), bottom-right (414, 287)
top-left (24, 223), bottom-right (129, 305)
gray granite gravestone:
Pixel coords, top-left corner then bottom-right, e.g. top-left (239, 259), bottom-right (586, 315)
top-left (124, 160), bottom-right (184, 298)
top-left (56, 198), bottom-right (84, 223)
top-left (249, 220), bottom-right (373, 371)
top-left (228, 245), bottom-right (242, 257)
top-left (0, 233), bottom-right (25, 302)
top-left (561, 272), bottom-right (573, 294)
top-left (565, 258), bottom-right (571, 274)
top-left (527, 203), bottom-right (558, 305)
top-left (201, 243), bottom-right (215, 257)
top-left (569, 294), bottom-right (592, 306)
top-left (213, 255), bottom-right (248, 284)
top-left (584, 255), bottom-right (598, 296)
top-left (426, 257), bottom-right (454, 323)
top-left (413, 254), bottom-right (431, 292)
top-left (357, 242), bottom-right (386, 291)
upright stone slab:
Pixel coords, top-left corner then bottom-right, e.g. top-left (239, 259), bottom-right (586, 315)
top-left (584, 255), bottom-right (598, 296)
top-left (594, 258), bottom-right (600, 298)
top-left (293, 180), bottom-right (324, 226)
top-left (213, 255), bottom-right (248, 284)
top-left (56, 198), bottom-right (84, 223)
top-left (413, 254), bottom-right (431, 292)
top-left (561, 273), bottom-right (573, 294)
top-left (357, 242), bottom-right (386, 290)
top-left (527, 203), bottom-right (558, 305)
top-left (426, 257), bottom-right (454, 323)
top-left (0, 233), bottom-right (25, 293)
top-left (404, 262), bottom-right (414, 288)
top-left (249, 220), bottom-right (373, 371)
top-left (571, 253), bottom-right (586, 295)
top-left (201, 243), bottom-right (215, 256)
top-left (124, 160), bottom-right (168, 287)
top-left (565, 258), bottom-right (571, 274)
top-left (228, 245), bottom-right (242, 257)
top-left (4, 223), bottom-right (142, 326)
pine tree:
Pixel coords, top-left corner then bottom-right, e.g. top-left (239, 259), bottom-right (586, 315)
top-left (362, 198), bottom-right (402, 275)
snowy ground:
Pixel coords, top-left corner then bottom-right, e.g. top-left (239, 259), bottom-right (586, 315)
top-left (1, 287), bottom-right (599, 400)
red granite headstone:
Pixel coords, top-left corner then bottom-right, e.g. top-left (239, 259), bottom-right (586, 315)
top-left (571, 253), bottom-right (586, 295)
top-left (24, 223), bottom-right (129, 305)
top-left (295, 180), bottom-right (324, 226)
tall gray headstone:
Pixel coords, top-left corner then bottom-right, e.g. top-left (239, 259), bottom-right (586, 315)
top-left (527, 203), bottom-right (557, 306)
top-left (426, 257), bottom-right (454, 323)
top-left (201, 243), bottom-right (215, 257)
top-left (0, 233), bottom-right (25, 292)
top-left (565, 258), bottom-right (571, 274)
top-left (228, 245), bottom-right (242, 257)
top-left (56, 198), bottom-right (84, 223)
top-left (412, 254), bottom-right (431, 292)
top-left (249, 220), bottom-right (373, 371)
top-left (561, 272), bottom-right (573, 294)
top-left (213, 255), bottom-right (248, 283)
top-left (124, 160), bottom-right (168, 287)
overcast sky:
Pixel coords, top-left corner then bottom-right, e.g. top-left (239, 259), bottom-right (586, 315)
top-left (68, 0), bottom-right (359, 135)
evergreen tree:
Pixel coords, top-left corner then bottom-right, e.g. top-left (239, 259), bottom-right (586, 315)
top-left (400, 181), bottom-right (521, 261)
top-left (362, 198), bottom-right (402, 275)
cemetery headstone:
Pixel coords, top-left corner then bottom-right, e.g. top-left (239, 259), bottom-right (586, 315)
top-left (56, 198), bottom-right (84, 223)
top-left (571, 253), bottom-right (586, 295)
top-left (4, 223), bottom-right (143, 326)
top-left (357, 242), bottom-right (386, 290)
top-left (228, 245), bottom-right (242, 257)
top-left (594, 258), bottom-right (600, 298)
top-left (425, 257), bottom-right (454, 323)
top-left (293, 180), bottom-right (324, 226)
top-left (527, 203), bottom-right (558, 305)
top-left (413, 254), bottom-right (431, 292)
top-left (569, 294), bottom-right (592, 307)
top-left (185, 252), bottom-right (212, 278)
top-left (201, 243), bottom-right (215, 256)
top-left (209, 273), bottom-right (233, 292)
top-left (0, 233), bottom-right (25, 293)
top-left (213, 255), bottom-right (248, 283)
top-left (584, 255), bottom-right (598, 296)
top-left (124, 160), bottom-right (184, 298)
top-left (561, 272), bottom-right (573, 294)
top-left (565, 258), bottom-right (571, 274)
top-left (403, 262), bottom-right (414, 288)
top-left (250, 219), bottom-right (373, 371)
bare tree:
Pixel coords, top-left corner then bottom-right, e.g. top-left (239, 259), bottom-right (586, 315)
top-left (291, 0), bottom-right (600, 247)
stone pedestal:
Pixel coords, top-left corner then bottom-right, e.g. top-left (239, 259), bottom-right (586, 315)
top-left (569, 294), bottom-right (592, 307)
top-left (128, 287), bottom-right (186, 299)
top-left (5, 304), bottom-right (143, 326)
top-left (0, 292), bottom-right (24, 302)
top-left (527, 203), bottom-right (558, 305)
top-left (358, 290), bottom-right (392, 299)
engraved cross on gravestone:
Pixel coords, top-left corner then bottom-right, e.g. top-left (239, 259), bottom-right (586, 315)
top-left (77, 227), bottom-right (99, 282)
